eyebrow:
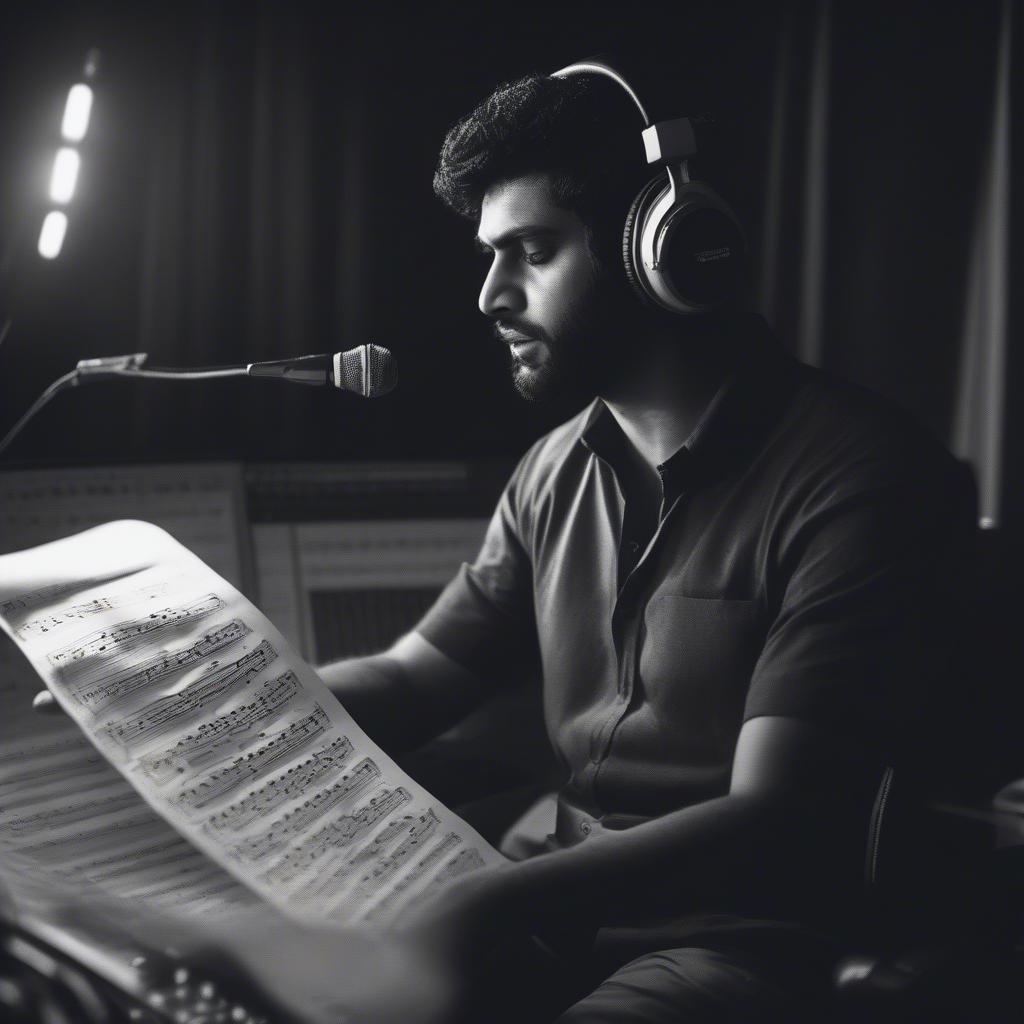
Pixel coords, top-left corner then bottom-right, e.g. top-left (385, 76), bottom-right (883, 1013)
top-left (473, 225), bottom-right (559, 251)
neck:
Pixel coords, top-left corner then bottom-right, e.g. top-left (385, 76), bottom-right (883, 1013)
top-left (599, 313), bottom-right (746, 469)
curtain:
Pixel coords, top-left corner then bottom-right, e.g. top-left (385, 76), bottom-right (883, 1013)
top-left (134, 2), bottom-right (371, 456)
top-left (757, 0), bottom-right (1017, 530)
top-left (954, 0), bottom-right (1013, 529)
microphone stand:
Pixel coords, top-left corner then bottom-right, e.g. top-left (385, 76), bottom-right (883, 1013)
top-left (0, 353), bottom-right (249, 458)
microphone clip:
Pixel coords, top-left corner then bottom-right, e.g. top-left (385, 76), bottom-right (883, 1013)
top-left (76, 353), bottom-right (149, 374)
top-left (245, 353), bottom-right (333, 386)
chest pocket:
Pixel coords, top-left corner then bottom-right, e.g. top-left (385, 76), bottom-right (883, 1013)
top-left (639, 596), bottom-right (765, 758)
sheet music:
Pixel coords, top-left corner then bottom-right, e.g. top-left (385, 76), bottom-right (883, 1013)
top-left (0, 706), bottom-right (262, 926)
top-left (0, 520), bottom-right (500, 928)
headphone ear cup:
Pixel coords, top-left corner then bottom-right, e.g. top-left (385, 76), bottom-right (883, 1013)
top-left (624, 171), bottom-right (747, 315)
top-left (621, 175), bottom-right (667, 311)
top-left (655, 188), bottom-right (747, 312)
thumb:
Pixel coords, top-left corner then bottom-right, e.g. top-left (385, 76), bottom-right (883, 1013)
top-left (32, 690), bottom-right (65, 715)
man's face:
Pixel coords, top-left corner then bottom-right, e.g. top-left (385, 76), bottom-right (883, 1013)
top-left (474, 172), bottom-right (629, 402)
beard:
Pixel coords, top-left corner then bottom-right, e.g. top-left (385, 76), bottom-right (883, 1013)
top-left (497, 270), bottom-right (637, 404)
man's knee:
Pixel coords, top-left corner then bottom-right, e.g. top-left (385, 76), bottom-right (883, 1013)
top-left (553, 946), bottom-right (816, 1024)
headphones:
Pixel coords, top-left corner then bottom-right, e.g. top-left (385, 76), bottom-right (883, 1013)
top-left (551, 60), bottom-right (746, 316)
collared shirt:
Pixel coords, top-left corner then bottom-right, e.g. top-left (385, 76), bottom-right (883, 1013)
top-left (417, 316), bottom-right (973, 849)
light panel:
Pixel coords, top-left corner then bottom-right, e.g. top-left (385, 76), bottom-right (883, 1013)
top-left (49, 147), bottom-right (80, 203)
top-left (61, 84), bottom-right (93, 141)
top-left (38, 211), bottom-right (68, 259)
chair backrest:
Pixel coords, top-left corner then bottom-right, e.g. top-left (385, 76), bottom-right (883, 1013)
top-left (862, 517), bottom-right (1024, 950)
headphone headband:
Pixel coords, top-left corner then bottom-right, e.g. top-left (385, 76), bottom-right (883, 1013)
top-left (550, 61), bottom-right (651, 126)
top-left (551, 61), bottom-right (697, 166)
top-left (551, 58), bottom-right (746, 315)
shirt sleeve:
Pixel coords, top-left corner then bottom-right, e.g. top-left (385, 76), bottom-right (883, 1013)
top-left (743, 443), bottom-right (975, 761)
top-left (414, 464), bottom-right (539, 679)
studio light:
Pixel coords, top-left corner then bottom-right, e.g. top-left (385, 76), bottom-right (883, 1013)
top-left (36, 53), bottom-right (99, 260)
top-left (38, 212), bottom-right (68, 259)
top-left (61, 84), bottom-right (94, 142)
top-left (49, 148), bottom-right (80, 204)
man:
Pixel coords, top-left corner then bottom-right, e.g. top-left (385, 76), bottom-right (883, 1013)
top-left (29, 67), bottom-right (972, 1022)
top-left (318, 69), bottom-right (975, 1022)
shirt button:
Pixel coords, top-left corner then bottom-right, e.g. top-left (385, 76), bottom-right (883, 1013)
top-left (580, 821), bottom-right (592, 836)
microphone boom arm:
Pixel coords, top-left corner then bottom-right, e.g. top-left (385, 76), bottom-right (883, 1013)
top-left (0, 345), bottom-right (396, 458)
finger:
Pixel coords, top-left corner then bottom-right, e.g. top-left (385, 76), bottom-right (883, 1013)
top-left (32, 690), bottom-right (64, 714)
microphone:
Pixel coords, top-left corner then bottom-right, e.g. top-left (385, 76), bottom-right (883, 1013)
top-left (246, 345), bottom-right (397, 397)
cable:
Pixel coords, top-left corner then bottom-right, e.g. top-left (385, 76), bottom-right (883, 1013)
top-left (0, 370), bottom-right (81, 457)
top-left (0, 360), bottom-right (256, 458)
top-left (101, 366), bottom-right (248, 381)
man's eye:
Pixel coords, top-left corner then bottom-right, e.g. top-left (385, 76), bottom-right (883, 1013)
top-left (522, 250), bottom-right (550, 265)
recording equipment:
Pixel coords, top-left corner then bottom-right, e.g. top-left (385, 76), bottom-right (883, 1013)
top-left (0, 344), bottom-right (398, 457)
top-left (551, 60), bottom-right (746, 316)
top-left (247, 345), bottom-right (398, 398)
top-left (0, 917), bottom-right (275, 1024)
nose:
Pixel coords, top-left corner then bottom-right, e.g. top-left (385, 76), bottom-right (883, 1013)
top-left (478, 253), bottom-right (525, 319)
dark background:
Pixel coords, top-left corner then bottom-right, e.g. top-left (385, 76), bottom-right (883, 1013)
top-left (0, 0), bottom-right (1018, 524)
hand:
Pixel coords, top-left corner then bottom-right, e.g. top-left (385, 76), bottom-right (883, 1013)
top-left (398, 862), bottom-right (528, 974)
top-left (397, 864), bottom-right (585, 1024)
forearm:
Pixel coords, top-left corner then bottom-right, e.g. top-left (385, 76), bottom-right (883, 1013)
top-left (318, 635), bottom-right (486, 754)
top-left (317, 654), bottom-right (424, 751)
top-left (488, 792), bottom-right (865, 934)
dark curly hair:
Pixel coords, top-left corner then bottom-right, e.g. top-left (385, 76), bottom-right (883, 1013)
top-left (432, 73), bottom-right (651, 270)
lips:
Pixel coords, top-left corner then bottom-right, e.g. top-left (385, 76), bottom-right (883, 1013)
top-left (496, 329), bottom-right (537, 345)
top-left (509, 339), bottom-right (543, 365)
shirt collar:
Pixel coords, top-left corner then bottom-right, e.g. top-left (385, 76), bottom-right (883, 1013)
top-left (579, 315), bottom-right (800, 498)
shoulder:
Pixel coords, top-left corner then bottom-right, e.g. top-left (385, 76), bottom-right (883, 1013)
top-left (491, 401), bottom-right (600, 547)
top-left (506, 400), bottom-right (598, 501)
top-left (777, 363), bottom-right (971, 506)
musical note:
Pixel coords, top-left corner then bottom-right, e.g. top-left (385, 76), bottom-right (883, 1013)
top-left (359, 826), bottom-right (460, 920)
top-left (169, 706), bottom-right (330, 809)
top-left (73, 836), bottom-right (198, 883)
top-left (286, 798), bottom-right (422, 902)
top-left (204, 736), bottom-right (354, 832)
top-left (48, 594), bottom-right (224, 678)
top-left (102, 642), bottom-right (280, 751)
top-left (14, 812), bottom-right (163, 859)
top-left (264, 788), bottom-right (414, 889)
top-left (15, 579), bottom-right (176, 639)
top-left (233, 758), bottom-right (382, 863)
top-left (376, 847), bottom-right (487, 919)
top-left (69, 620), bottom-right (252, 711)
top-left (426, 849), bottom-right (485, 895)
top-left (352, 812), bottom-right (444, 902)
top-left (0, 738), bottom-right (104, 791)
top-left (146, 671), bottom-right (301, 776)
top-left (0, 568), bottom-right (142, 619)
top-left (0, 791), bottom-right (141, 834)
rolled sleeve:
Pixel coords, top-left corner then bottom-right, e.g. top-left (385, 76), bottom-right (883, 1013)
top-left (744, 454), bottom-right (972, 760)
top-left (415, 477), bottom-right (538, 678)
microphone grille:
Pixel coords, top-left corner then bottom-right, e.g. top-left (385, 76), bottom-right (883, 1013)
top-left (333, 344), bottom-right (398, 398)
